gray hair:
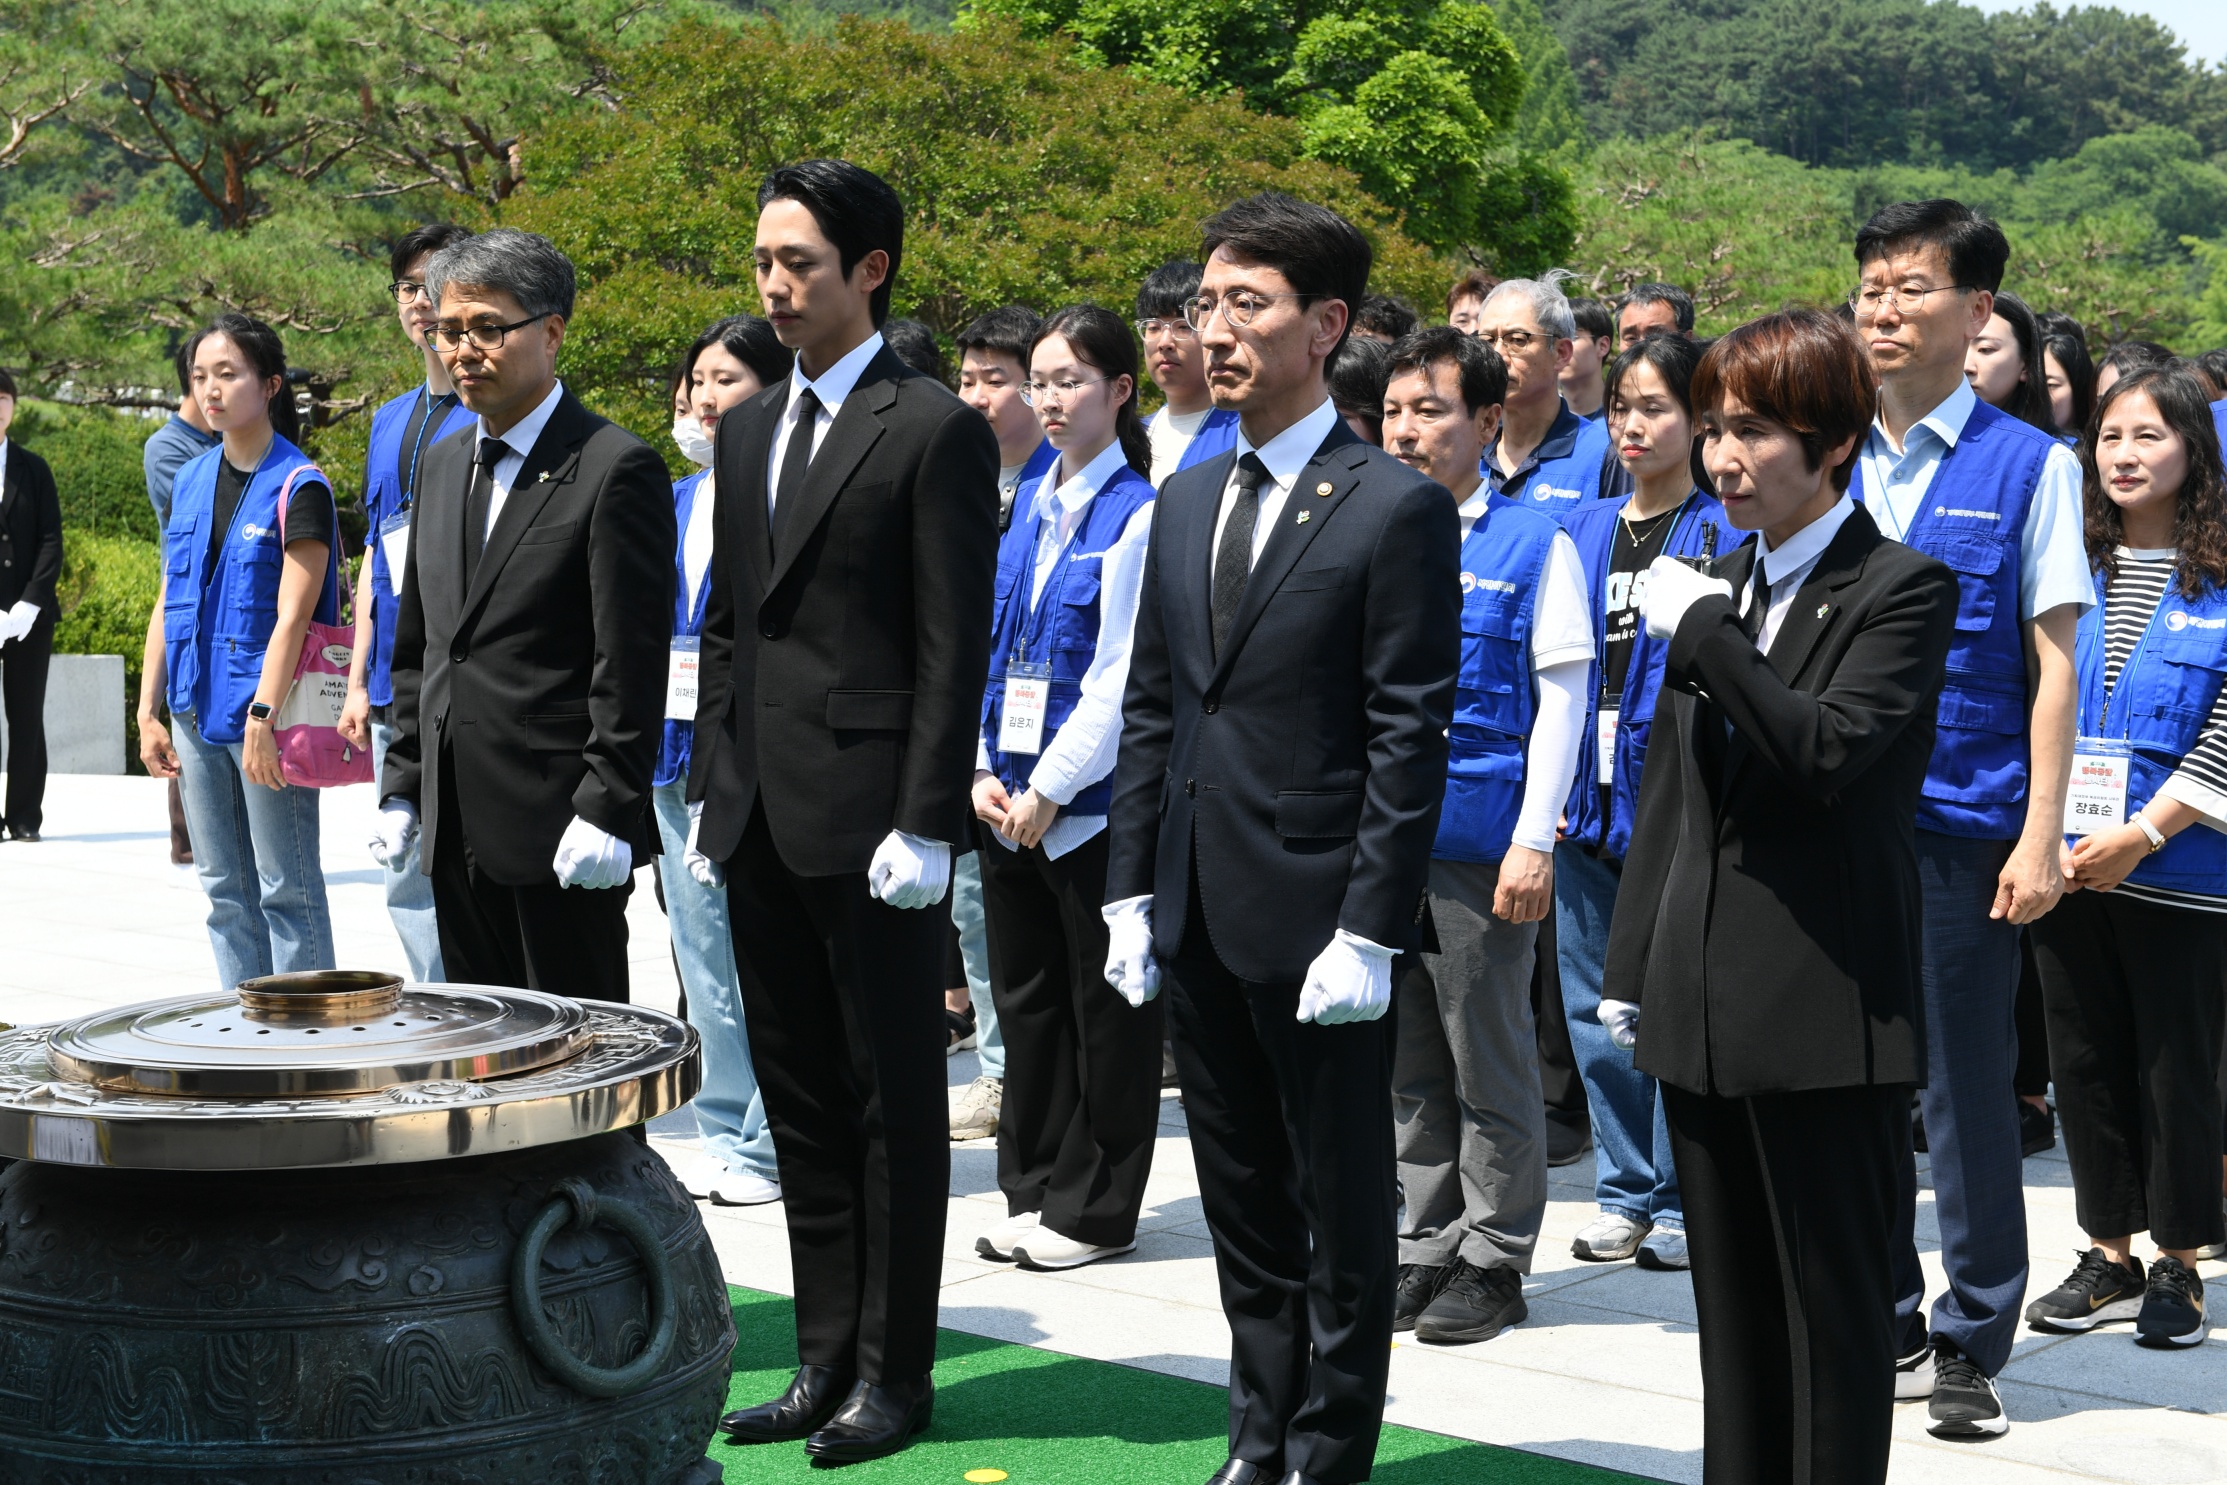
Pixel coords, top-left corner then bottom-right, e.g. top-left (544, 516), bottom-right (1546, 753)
top-left (1482, 274), bottom-right (1576, 342)
top-left (423, 227), bottom-right (577, 321)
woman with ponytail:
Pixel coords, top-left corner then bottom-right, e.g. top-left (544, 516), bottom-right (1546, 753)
top-left (969, 303), bottom-right (1163, 1272)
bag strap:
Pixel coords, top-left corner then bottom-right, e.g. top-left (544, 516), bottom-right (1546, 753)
top-left (274, 461), bottom-right (344, 628)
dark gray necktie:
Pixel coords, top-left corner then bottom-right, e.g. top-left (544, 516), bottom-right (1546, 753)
top-left (1741, 554), bottom-right (1771, 645)
top-left (1211, 454), bottom-right (1272, 659)
top-left (772, 387), bottom-right (822, 555)
top-left (463, 436), bottom-right (508, 587)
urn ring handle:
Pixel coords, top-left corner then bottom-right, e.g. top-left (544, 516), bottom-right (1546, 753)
top-left (510, 1176), bottom-right (678, 1397)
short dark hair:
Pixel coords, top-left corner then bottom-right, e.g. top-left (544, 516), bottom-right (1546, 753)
top-left (1569, 297), bottom-right (1614, 340)
top-left (2100, 339), bottom-right (2175, 383)
top-left (1606, 332), bottom-right (1705, 420)
top-left (1617, 283), bottom-right (1695, 334)
top-left (1327, 336), bottom-right (1390, 442)
top-left (172, 341), bottom-right (195, 393)
top-left (1446, 268), bottom-right (1498, 316)
top-left (1137, 260), bottom-right (1203, 322)
top-left (955, 304), bottom-right (1042, 369)
top-left (0, 367), bottom-right (15, 399)
top-left (1387, 324), bottom-right (1507, 417)
top-left (672, 313), bottom-right (790, 404)
top-left (1693, 310), bottom-right (1877, 492)
top-left (757, 159), bottom-right (905, 327)
top-left (1200, 192), bottom-right (1371, 354)
top-left (881, 318), bottom-right (946, 383)
top-left (388, 223), bottom-right (473, 283)
top-left (1854, 198), bottom-right (2011, 295)
top-left (1356, 293), bottom-right (1418, 342)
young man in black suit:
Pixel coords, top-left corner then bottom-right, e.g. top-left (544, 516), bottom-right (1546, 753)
top-left (1604, 311), bottom-right (1957, 1484)
top-left (377, 229), bottom-right (675, 1000)
top-left (1101, 193), bottom-right (1461, 1485)
top-left (0, 373), bottom-right (61, 841)
top-left (686, 160), bottom-right (1000, 1464)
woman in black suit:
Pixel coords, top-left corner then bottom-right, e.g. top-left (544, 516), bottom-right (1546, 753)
top-left (1601, 311), bottom-right (1958, 1485)
top-left (0, 370), bottom-right (62, 841)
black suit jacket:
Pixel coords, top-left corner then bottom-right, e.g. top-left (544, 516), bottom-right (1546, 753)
top-left (1104, 419), bottom-right (1460, 984)
top-left (382, 387), bottom-right (675, 884)
top-left (690, 345), bottom-right (1000, 874)
top-left (1605, 505), bottom-right (1956, 1097)
top-left (0, 444), bottom-right (61, 613)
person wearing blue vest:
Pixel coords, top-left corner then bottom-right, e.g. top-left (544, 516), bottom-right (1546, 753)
top-left (1136, 260), bottom-right (1241, 487)
top-left (1556, 333), bottom-right (1724, 1275)
top-left (655, 313), bottom-right (795, 1209)
top-left (1851, 200), bottom-right (2097, 1440)
top-left (1475, 277), bottom-right (1612, 516)
top-left (1378, 325), bottom-right (1593, 1345)
top-left (2024, 366), bottom-right (2227, 1350)
top-left (338, 222), bottom-right (476, 983)
top-left (135, 313), bottom-right (339, 990)
top-left (970, 305), bottom-right (1162, 1273)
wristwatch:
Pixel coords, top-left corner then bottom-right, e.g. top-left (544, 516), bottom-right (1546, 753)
top-left (247, 701), bottom-right (274, 722)
top-left (2133, 812), bottom-right (2167, 854)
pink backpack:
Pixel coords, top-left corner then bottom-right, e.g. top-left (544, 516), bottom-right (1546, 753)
top-left (270, 464), bottom-right (374, 787)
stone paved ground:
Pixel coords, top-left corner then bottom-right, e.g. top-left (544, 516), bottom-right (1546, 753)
top-left (6, 775), bottom-right (2224, 1484)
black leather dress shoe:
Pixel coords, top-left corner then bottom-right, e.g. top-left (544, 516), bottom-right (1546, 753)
top-left (804, 1375), bottom-right (935, 1463)
top-left (1205, 1461), bottom-right (1268, 1485)
top-left (720, 1364), bottom-right (855, 1442)
top-left (1275, 1472), bottom-right (1325, 1485)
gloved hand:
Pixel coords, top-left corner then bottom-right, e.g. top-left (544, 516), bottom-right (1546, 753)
top-left (683, 800), bottom-right (724, 889)
top-left (554, 815), bottom-right (632, 890)
top-left (1101, 895), bottom-right (1161, 1007)
top-left (867, 829), bottom-right (950, 909)
top-left (1599, 998), bottom-right (1642, 1053)
top-left (1640, 554), bottom-right (1733, 642)
top-left (1297, 930), bottom-right (1395, 1025)
top-left (0, 600), bottom-right (35, 646)
top-left (369, 799), bottom-right (418, 869)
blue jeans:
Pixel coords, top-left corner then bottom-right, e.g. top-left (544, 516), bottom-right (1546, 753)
top-left (173, 712), bottom-right (334, 990)
top-left (1894, 830), bottom-right (2027, 1375)
top-left (370, 719), bottom-right (443, 983)
top-left (951, 849), bottom-right (1005, 1080)
top-left (1555, 841), bottom-right (1682, 1230)
top-left (653, 780), bottom-right (776, 1178)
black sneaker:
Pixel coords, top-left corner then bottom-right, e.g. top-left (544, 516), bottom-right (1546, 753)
top-left (1413, 1259), bottom-right (1527, 1345)
top-left (1392, 1263), bottom-right (1448, 1334)
top-left (2018, 1100), bottom-right (2056, 1158)
top-left (2136, 1255), bottom-right (2208, 1349)
top-left (2024, 1249), bottom-right (2144, 1333)
top-left (1926, 1339), bottom-right (2008, 1439)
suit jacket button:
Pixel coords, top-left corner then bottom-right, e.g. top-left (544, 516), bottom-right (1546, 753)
top-left (1203, 699), bottom-right (1219, 714)
top-left (450, 653), bottom-right (466, 665)
top-left (1185, 779), bottom-right (1196, 796)
top-left (760, 623), bottom-right (779, 640)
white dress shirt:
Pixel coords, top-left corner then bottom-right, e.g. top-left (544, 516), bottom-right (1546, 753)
top-left (1740, 495), bottom-right (1858, 653)
top-left (682, 469), bottom-right (717, 615)
top-left (477, 380), bottom-right (565, 545)
top-left (1211, 397), bottom-right (1341, 567)
top-left (765, 332), bottom-right (885, 517)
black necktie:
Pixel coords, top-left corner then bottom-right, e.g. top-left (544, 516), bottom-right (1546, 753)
top-left (1212, 453), bottom-right (1272, 659)
top-left (1740, 554), bottom-right (1770, 644)
top-left (772, 388), bottom-right (822, 555)
top-left (463, 436), bottom-right (508, 588)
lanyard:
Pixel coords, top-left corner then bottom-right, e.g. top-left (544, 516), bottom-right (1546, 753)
top-left (401, 389), bottom-right (457, 511)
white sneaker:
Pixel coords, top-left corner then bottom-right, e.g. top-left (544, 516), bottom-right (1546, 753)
top-left (1012, 1228), bottom-right (1136, 1271)
top-left (975, 1209), bottom-right (1039, 1261)
top-left (1572, 1212), bottom-right (1650, 1262)
top-left (672, 1152), bottom-right (781, 1206)
top-left (950, 1074), bottom-right (1002, 1141)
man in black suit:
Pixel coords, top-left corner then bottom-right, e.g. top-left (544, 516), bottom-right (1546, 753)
top-left (1602, 311), bottom-right (1956, 1485)
top-left (377, 228), bottom-right (674, 1000)
top-left (685, 160), bottom-right (999, 1465)
top-left (0, 373), bottom-right (61, 841)
top-left (1101, 193), bottom-right (1460, 1485)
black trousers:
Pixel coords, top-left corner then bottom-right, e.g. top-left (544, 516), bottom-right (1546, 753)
top-left (724, 801), bottom-right (948, 1383)
top-left (2030, 888), bottom-right (2227, 1251)
top-left (428, 758), bottom-right (632, 1002)
top-left (1166, 905), bottom-right (1397, 1485)
top-left (1531, 902), bottom-right (1587, 1130)
top-left (1664, 1080), bottom-right (1905, 1485)
top-left (2013, 930), bottom-right (2050, 1099)
top-left (0, 615), bottom-right (52, 835)
top-left (975, 824), bottom-right (1163, 1246)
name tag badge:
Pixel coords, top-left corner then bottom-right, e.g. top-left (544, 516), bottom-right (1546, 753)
top-left (2064, 737), bottom-right (2131, 836)
top-left (377, 509), bottom-right (413, 593)
top-left (999, 661), bottom-right (1054, 756)
top-left (665, 635), bottom-right (701, 722)
top-left (1597, 706), bottom-right (1619, 786)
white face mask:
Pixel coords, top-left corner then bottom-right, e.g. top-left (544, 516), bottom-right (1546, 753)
top-left (672, 412), bottom-right (714, 468)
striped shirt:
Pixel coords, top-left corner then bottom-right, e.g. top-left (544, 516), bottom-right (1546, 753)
top-left (2098, 548), bottom-right (2227, 913)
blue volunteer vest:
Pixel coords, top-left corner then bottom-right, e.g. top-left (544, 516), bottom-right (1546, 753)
top-left (1560, 490), bottom-right (1730, 861)
top-left (980, 460), bottom-right (1156, 816)
top-left (162, 434), bottom-right (337, 745)
top-left (2213, 398), bottom-right (2226, 460)
top-left (654, 468), bottom-right (714, 789)
top-left (2073, 571), bottom-right (2227, 897)
top-left (1852, 399), bottom-right (2058, 838)
top-left (1150, 406), bottom-right (1241, 483)
top-left (1482, 401), bottom-right (1610, 519)
top-left (1435, 496), bottom-right (1564, 863)
top-left (361, 386), bottom-right (474, 706)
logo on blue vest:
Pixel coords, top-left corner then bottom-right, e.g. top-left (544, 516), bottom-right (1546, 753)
top-left (1460, 572), bottom-right (1516, 595)
top-left (2167, 611), bottom-right (2225, 632)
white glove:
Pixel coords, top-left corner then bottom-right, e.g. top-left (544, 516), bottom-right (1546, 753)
top-left (554, 814), bottom-right (633, 889)
top-left (1599, 998), bottom-right (1641, 1053)
top-left (1297, 930), bottom-right (1396, 1025)
top-left (1640, 554), bottom-right (1733, 641)
top-left (0, 600), bottom-right (34, 645)
top-left (867, 829), bottom-right (950, 909)
top-left (1101, 895), bottom-right (1161, 1006)
top-left (369, 799), bottom-right (419, 868)
top-left (683, 800), bottom-right (724, 889)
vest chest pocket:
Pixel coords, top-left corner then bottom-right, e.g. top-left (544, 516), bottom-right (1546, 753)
top-left (1052, 559), bottom-right (1103, 653)
top-left (221, 540), bottom-right (285, 635)
top-left (162, 518), bottom-right (200, 641)
top-left (2142, 627), bottom-right (2227, 753)
top-left (1458, 593), bottom-right (1528, 731)
top-left (1926, 534), bottom-right (2006, 633)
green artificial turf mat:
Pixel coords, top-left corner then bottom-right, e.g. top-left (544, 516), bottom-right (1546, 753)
top-left (709, 1286), bottom-right (1655, 1484)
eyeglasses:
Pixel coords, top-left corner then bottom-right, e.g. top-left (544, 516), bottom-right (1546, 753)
top-left (1020, 376), bottom-right (1107, 408)
top-left (389, 280), bottom-right (429, 303)
top-left (1182, 291), bottom-right (1303, 331)
top-left (1135, 317), bottom-right (1195, 342)
top-left (1471, 328), bottom-right (1552, 353)
top-left (1849, 283), bottom-right (1975, 319)
top-left (430, 313), bottom-right (550, 351)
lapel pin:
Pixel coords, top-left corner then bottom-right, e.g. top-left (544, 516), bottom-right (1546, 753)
top-left (1296, 511), bottom-right (1312, 525)
top-left (1816, 604), bottom-right (1831, 619)
top-left (1315, 482), bottom-right (1333, 496)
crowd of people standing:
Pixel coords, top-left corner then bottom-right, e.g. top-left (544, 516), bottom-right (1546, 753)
top-left (82, 160), bottom-right (2227, 1485)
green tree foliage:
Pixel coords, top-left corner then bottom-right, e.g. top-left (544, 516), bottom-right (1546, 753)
top-left (2189, 237), bottom-right (2227, 350)
top-left (1486, 0), bottom-right (1588, 159)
